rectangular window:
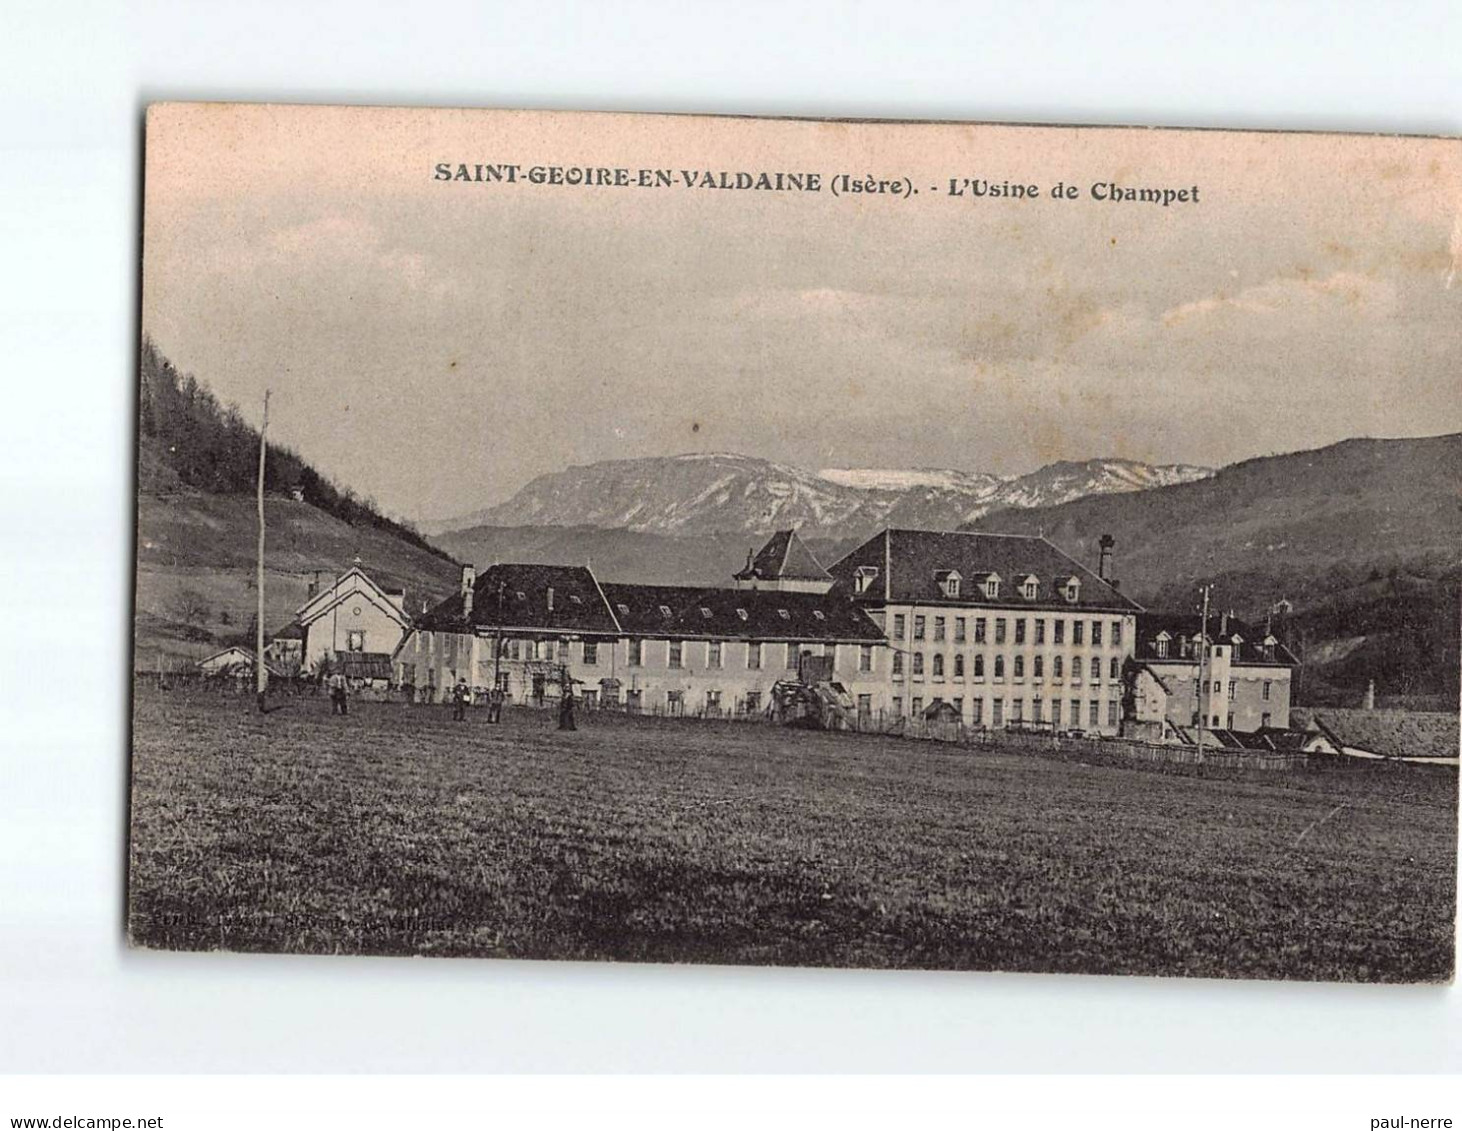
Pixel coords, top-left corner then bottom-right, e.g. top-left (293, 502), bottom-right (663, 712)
top-left (668, 640), bottom-right (683, 669)
top-left (893, 614), bottom-right (906, 639)
top-left (992, 698), bottom-right (1004, 727)
top-left (1054, 655), bottom-right (1064, 679)
top-left (1034, 655), bottom-right (1044, 678)
top-left (1051, 699), bottom-right (1062, 726)
top-left (1112, 621), bottom-right (1123, 646)
top-left (1091, 621), bottom-right (1103, 646)
top-left (913, 615), bottom-right (926, 641)
top-left (1263, 680), bottom-right (1272, 701)
top-left (912, 696), bottom-right (924, 717)
top-left (1073, 622), bottom-right (1084, 646)
top-left (1054, 620), bottom-right (1065, 645)
top-left (582, 640), bottom-right (598, 665)
top-left (708, 640), bottom-right (722, 668)
top-left (892, 652), bottom-right (904, 676)
top-left (933, 616), bottom-right (946, 642)
top-left (972, 699), bottom-right (984, 725)
top-left (667, 690), bottom-right (684, 715)
top-left (745, 690), bottom-right (761, 713)
top-left (974, 618), bottom-right (987, 644)
top-left (913, 652), bottom-right (925, 676)
top-left (786, 643), bottom-right (799, 670)
top-left (1035, 619), bottom-right (1046, 645)
top-left (1014, 655), bottom-right (1025, 678)
top-left (747, 641), bottom-right (762, 669)
top-left (1108, 699), bottom-right (1119, 727)
top-left (1071, 699), bottom-right (1081, 726)
top-left (857, 694), bottom-right (872, 718)
top-left (628, 639), bottom-right (642, 666)
top-left (859, 643), bottom-right (873, 672)
top-left (1090, 657), bottom-right (1101, 681)
top-left (1012, 699), bottom-right (1024, 724)
top-left (1110, 656), bottom-right (1120, 680)
top-left (1227, 680), bottom-right (1236, 701)
top-left (893, 696), bottom-right (904, 718)
top-left (706, 689), bottom-right (721, 712)
top-left (1262, 711), bottom-right (1272, 727)
top-left (995, 618), bottom-right (1007, 645)
top-left (994, 655), bottom-right (1005, 678)
top-left (973, 654), bottom-right (984, 678)
top-left (954, 617), bottom-right (966, 643)
top-left (1014, 619), bottom-right (1026, 645)
top-left (1089, 701), bottom-right (1100, 727)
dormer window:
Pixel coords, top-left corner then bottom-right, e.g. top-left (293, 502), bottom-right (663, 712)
top-left (659, 605), bottom-right (673, 618)
top-left (813, 610), bottom-right (825, 620)
top-left (983, 574), bottom-right (1001, 599)
top-left (778, 608), bottom-right (790, 620)
top-left (1021, 575), bottom-right (1039, 600)
top-left (736, 608), bottom-right (748, 620)
top-left (515, 591), bottom-right (526, 601)
top-left (615, 603), bottom-right (630, 616)
top-left (1063, 578), bottom-right (1081, 604)
top-left (854, 566), bottom-right (879, 594)
top-left (934, 570), bottom-right (963, 599)
top-left (699, 607), bottom-right (713, 619)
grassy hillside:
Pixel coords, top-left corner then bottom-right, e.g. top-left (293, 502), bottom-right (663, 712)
top-left (967, 435), bottom-right (1462, 705)
top-left (135, 448), bottom-right (461, 670)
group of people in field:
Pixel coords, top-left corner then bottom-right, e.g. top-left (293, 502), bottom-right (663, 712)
top-left (323, 669), bottom-right (576, 730)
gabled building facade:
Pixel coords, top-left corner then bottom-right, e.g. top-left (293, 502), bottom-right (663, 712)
top-left (290, 565), bottom-right (413, 672)
top-left (826, 528), bottom-right (1143, 735)
top-left (1126, 612), bottom-right (1299, 740)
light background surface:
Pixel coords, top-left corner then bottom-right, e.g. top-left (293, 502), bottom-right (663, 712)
top-left (1, 0), bottom-right (1459, 1073)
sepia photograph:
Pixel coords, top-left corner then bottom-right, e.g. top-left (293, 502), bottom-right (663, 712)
top-left (128, 103), bottom-right (1459, 982)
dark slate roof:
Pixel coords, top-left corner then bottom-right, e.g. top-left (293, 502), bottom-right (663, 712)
top-left (271, 620), bottom-right (306, 641)
top-left (600, 582), bottom-right (885, 643)
top-left (335, 651), bottom-right (393, 680)
top-left (1229, 726), bottom-right (1313, 752)
top-left (827, 528), bottom-right (1141, 612)
top-left (416, 563), bottom-right (621, 636)
top-left (1135, 613), bottom-right (1300, 667)
top-left (734, 529), bottom-right (832, 582)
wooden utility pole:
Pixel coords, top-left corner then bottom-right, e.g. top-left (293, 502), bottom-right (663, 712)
top-left (256, 389), bottom-right (270, 714)
top-left (1195, 583), bottom-right (1212, 761)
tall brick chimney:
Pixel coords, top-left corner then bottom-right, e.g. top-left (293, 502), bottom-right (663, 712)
top-left (1097, 534), bottom-right (1115, 582)
top-left (461, 564), bottom-right (476, 620)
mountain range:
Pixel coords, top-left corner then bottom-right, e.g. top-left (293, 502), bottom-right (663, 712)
top-left (422, 453), bottom-right (1213, 539)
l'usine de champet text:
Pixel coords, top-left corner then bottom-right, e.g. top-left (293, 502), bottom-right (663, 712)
top-left (432, 163), bottom-right (1201, 206)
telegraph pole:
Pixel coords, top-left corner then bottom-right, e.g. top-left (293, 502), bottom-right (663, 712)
top-left (1195, 583), bottom-right (1212, 760)
top-left (256, 389), bottom-right (270, 714)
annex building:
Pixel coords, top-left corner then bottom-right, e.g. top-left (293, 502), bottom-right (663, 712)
top-left (1126, 612), bottom-right (1300, 741)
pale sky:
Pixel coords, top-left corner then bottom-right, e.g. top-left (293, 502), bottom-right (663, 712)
top-left (142, 105), bottom-right (1462, 521)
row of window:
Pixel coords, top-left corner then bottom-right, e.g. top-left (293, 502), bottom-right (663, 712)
top-left (892, 652), bottom-right (1123, 681)
top-left (1204, 679), bottom-right (1274, 701)
top-left (855, 568), bottom-right (1084, 603)
top-left (892, 695), bottom-right (1121, 728)
top-left (1195, 711), bottom-right (1274, 729)
top-left (622, 639), bottom-right (877, 672)
top-left (889, 613), bottom-right (1123, 647)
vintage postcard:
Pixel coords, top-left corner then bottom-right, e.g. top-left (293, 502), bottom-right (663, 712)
top-left (130, 103), bottom-right (1459, 981)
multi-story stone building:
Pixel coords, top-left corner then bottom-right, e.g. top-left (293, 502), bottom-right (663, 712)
top-left (1126, 612), bottom-right (1299, 740)
top-left (825, 528), bottom-right (1142, 735)
top-left (393, 534), bottom-right (890, 716)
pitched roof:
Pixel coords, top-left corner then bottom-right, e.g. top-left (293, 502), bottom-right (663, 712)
top-left (334, 651), bottom-right (393, 680)
top-left (295, 567), bottom-right (412, 630)
top-left (734, 529), bottom-right (832, 582)
top-left (1290, 707), bottom-right (1460, 760)
top-left (1135, 612), bottom-right (1299, 667)
top-left (416, 563), bottom-right (621, 636)
top-left (270, 620), bottom-right (306, 641)
top-left (600, 582), bottom-right (885, 643)
top-left (827, 528), bottom-right (1140, 612)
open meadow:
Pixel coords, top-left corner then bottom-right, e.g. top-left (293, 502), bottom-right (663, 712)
top-left (127, 687), bottom-right (1458, 981)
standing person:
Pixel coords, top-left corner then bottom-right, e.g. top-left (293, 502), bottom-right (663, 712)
top-left (557, 678), bottom-right (576, 732)
top-left (329, 670), bottom-right (348, 716)
top-left (487, 685), bottom-right (504, 724)
top-left (452, 678), bottom-right (469, 721)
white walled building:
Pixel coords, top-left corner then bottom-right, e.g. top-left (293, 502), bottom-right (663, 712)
top-left (824, 528), bottom-right (1142, 735)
